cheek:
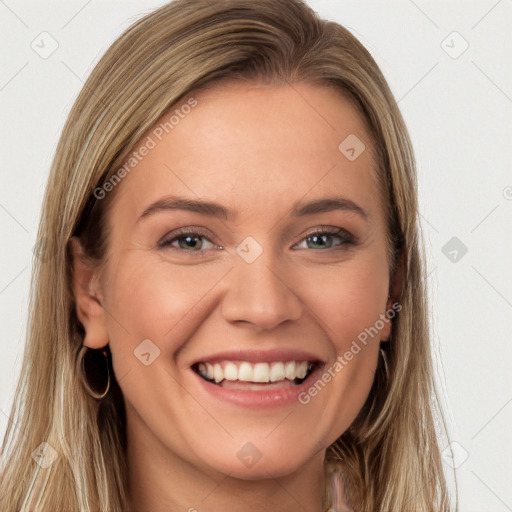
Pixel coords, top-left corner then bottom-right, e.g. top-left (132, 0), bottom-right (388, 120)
top-left (101, 255), bottom-right (228, 363)
top-left (295, 251), bottom-right (389, 432)
top-left (305, 251), bottom-right (390, 347)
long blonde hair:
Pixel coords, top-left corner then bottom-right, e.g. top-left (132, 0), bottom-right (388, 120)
top-left (0, 1), bottom-right (455, 510)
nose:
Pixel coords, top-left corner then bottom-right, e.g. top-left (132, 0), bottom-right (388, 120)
top-left (220, 245), bottom-right (303, 331)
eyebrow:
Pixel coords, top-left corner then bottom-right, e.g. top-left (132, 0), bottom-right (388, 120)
top-left (137, 195), bottom-right (368, 222)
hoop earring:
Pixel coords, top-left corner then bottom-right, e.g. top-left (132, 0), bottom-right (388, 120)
top-left (76, 345), bottom-right (111, 399)
top-left (329, 467), bottom-right (356, 512)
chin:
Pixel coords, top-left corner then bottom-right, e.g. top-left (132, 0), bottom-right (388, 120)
top-left (196, 439), bottom-right (319, 481)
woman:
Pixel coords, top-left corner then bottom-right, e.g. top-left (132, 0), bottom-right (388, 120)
top-left (0, 0), bottom-right (455, 510)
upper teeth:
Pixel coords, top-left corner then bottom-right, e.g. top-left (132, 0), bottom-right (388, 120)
top-left (197, 361), bottom-right (313, 383)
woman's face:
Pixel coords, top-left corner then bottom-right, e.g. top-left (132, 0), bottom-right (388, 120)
top-left (76, 82), bottom-right (394, 480)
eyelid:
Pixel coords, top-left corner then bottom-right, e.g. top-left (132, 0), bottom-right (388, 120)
top-left (306, 226), bottom-right (353, 238)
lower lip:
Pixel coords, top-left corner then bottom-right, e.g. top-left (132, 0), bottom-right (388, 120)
top-left (191, 364), bottom-right (325, 409)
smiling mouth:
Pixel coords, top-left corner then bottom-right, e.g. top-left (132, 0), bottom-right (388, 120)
top-left (192, 360), bottom-right (320, 389)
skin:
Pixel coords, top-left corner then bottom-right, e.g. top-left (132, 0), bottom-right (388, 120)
top-left (72, 82), bottom-right (396, 512)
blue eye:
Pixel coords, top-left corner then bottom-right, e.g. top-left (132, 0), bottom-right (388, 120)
top-left (294, 227), bottom-right (355, 250)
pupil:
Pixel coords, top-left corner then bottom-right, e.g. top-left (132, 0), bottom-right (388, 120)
top-left (181, 236), bottom-right (200, 249)
top-left (309, 234), bottom-right (330, 249)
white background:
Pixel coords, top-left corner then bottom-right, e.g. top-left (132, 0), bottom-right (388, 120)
top-left (1, 1), bottom-right (511, 510)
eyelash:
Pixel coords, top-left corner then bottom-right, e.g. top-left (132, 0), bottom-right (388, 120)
top-left (157, 226), bottom-right (355, 256)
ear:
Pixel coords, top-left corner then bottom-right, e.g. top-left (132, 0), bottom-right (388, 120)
top-left (382, 248), bottom-right (406, 342)
top-left (69, 237), bottom-right (109, 349)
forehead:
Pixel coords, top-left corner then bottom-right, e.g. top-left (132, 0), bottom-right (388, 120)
top-left (108, 82), bottom-right (383, 225)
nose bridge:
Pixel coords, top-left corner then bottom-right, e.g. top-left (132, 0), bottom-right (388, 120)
top-left (221, 238), bottom-right (303, 329)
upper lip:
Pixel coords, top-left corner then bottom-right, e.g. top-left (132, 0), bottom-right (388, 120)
top-left (190, 348), bottom-right (326, 366)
